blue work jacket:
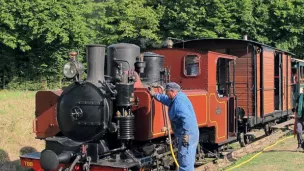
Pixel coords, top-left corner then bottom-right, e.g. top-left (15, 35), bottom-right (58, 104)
top-left (154, 92), bottom-right (199, 138)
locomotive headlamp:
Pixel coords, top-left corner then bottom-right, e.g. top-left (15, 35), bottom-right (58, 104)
top-left (63, 62), bottom-right (77, 78)
top-left (62, 51), bottom-right (85, 80)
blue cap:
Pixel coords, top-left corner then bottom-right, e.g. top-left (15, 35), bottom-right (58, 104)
top-left (165, 82), bottom-right (181, 92)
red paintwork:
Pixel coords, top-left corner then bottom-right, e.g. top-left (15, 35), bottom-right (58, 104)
top-left (282, 54), bottom-right (292, 110)
top-left (132, 49), bottom-right (237, 143)
top-left (34, 90), bottom-right (62, 139)
top-left (20, 157), bottom-right (127, 171)
top-left (128, 70), bottom-right (144, 88)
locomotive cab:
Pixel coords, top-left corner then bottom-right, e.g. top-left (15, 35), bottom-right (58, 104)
top-left (152, 48), bottom-right (238, 144)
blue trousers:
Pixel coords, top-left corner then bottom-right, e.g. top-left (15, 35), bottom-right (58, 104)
top-left (177, 132), bottom-right (199, 171)
top-left (296, 119), bottom-right (304, 147)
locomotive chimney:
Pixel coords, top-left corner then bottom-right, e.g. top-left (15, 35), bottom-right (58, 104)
top-left (86, 44), bottom-right (106, 84)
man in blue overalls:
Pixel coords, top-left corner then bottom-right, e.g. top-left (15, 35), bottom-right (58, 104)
top-left (148, 82), bottom-right (199, 171)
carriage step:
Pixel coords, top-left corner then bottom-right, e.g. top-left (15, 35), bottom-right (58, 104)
top-left (271, 119), bottom-right (295, 130)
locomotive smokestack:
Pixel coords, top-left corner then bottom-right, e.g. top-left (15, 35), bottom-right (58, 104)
top-left (86, 44), bottom-right (106, 84)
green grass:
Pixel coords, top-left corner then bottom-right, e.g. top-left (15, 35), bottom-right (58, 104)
top-left (0, 90), bottom-right (44, 171)
top-left (228, 141), bottom-right (241, 150)
top-left (224, 136), bottom-right (303, 171)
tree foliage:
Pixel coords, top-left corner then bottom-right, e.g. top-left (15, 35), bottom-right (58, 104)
top-left (91, 0), bottom-right (164, 44)
top-left (0, 0), bottom-right (163, 89)
top-left (1, 0), bottom-right (304, 90)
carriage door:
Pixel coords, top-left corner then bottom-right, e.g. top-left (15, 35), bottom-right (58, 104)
top-left (274, 53), bottom-right (282, 110)
top-left (216, 58), bottom-right (236, 136)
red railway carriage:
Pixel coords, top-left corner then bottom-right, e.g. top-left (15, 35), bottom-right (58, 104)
top-left (174, 38), bottom-right (294, 140)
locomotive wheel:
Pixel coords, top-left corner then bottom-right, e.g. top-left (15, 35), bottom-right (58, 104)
top-left (264, 123), bottom-right (273, 135)
top-left (237, 132), bottom-right (246, 147)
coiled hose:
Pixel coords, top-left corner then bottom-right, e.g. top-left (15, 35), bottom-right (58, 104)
top-left (152, 85), bottom-right (179, 168)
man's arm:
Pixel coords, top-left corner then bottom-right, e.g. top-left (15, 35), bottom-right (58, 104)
top-left (153, 94), bottom-right (171, 106)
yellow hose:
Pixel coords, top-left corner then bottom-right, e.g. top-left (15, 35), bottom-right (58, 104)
top-left (152, 85), bottom-right (180, 168)
top-left (225, 135), bottom-right (293, 171)
top-left (170, 144), bottom-right (180, 168)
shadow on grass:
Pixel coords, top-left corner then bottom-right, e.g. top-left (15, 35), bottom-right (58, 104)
top-left (0, 146), bottom-right (37, 171)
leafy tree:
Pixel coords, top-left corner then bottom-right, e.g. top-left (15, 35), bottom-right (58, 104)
top-left (3, 0), bottom-right (304, 90)
top-left (158, 0), bottom-right (255, 40)
top-left (0, 0), bottom-right (94, 51)
top-left (266, 0), bottom-right (304, 53)
top-left (90, 0), bottom-right (164, 47)
top-left (0, 0), bottom-right (165, 89)
top-left (158, 0), bottom-right (209, 39)
top-left (0, 0), bottom-right (96, 89)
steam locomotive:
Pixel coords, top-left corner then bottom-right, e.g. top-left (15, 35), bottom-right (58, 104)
top-left (20, 38), bottom-right (297, 171)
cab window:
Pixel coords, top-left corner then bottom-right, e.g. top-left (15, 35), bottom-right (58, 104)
top-left (184, 55), bottom-right (200, 76)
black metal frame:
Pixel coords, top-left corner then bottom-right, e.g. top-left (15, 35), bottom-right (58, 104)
top-left (246, 109), bottom-right (292, 127)
top-left (286, 54), bottom-right (289, 112)
top-left (260, 47), bottom-right (264, 119)
top-left (280, 53), bottom-right (283, 111)
top-left (251, 45), bottom-right (258, 125)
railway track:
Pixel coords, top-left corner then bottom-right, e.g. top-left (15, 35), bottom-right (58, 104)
top-left (195, 118), bottom-right (295, 171)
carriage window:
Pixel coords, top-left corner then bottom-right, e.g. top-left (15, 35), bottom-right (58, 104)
top-left (184, 55), bottom-right (200, 76)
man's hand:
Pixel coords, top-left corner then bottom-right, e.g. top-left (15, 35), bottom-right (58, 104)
top-left (148, 86), bottom-right (155, 97)
top-left (182, 134), bottom-right (189, 147)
